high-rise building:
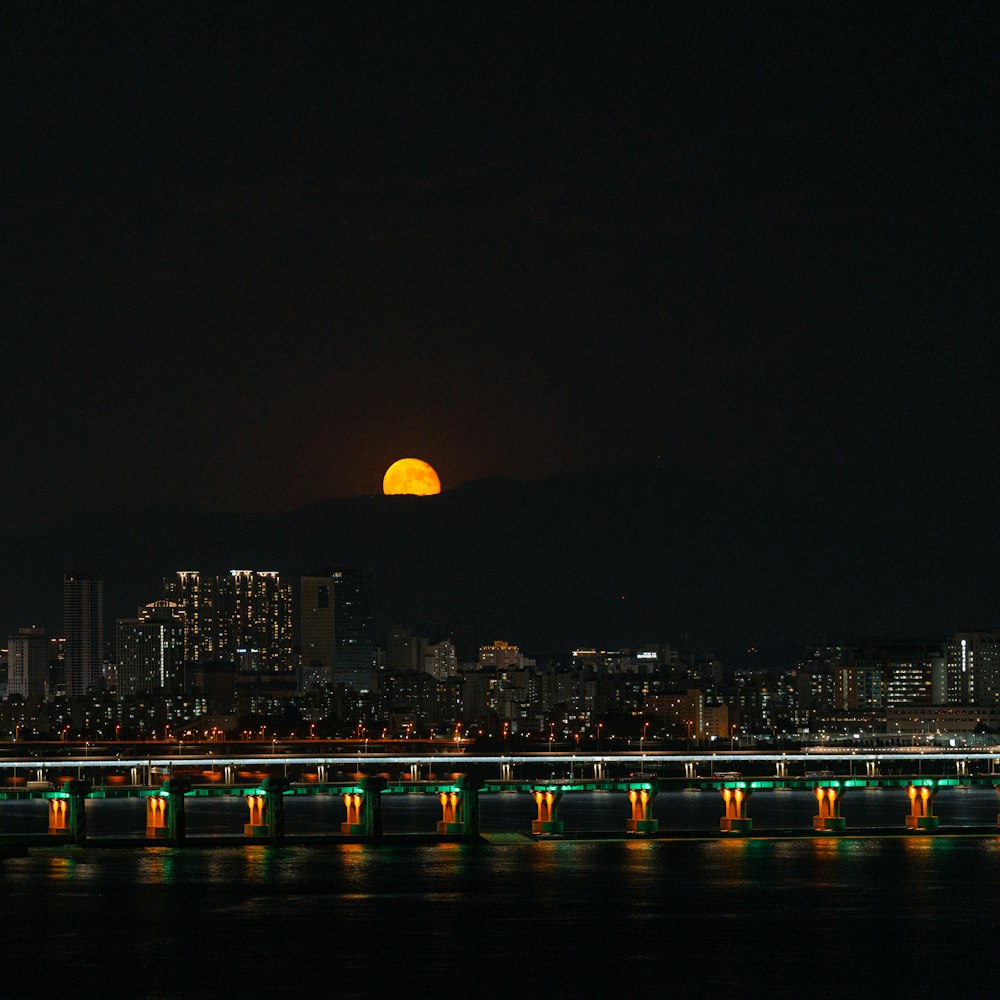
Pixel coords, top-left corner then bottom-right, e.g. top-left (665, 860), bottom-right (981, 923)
top-left (424, 639), bottom-right (458, 681)
top-left (215, 570), bottom-right (293, 672)
top-left (945, 631), bottom-right (1000, 705)
top-left (832, 644), bottom-right (944, 711)
top-left (163, 571), bottom-right (214, 662)
top-left (63, 573), bottom-right (104, 697)
top-left (300, 573), bottom-right (337, 687)
top-left (332, 569), bottom-right (376, 691)
top-left (116, 602), bottom-right (185, 695)
top-left (7, 627), bottom-right (49, 700)
top-left (163, 569), bottom-right (292, 673)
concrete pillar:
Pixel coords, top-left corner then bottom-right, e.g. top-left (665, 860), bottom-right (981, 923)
top-left (500, 761), bottom-right (513, 781)
top-left (813, 786), bottom-right (846, 832)
top-left (224, 765), bottom-right (234, 784)
top-left (47, 781), bottom-right (91, 843)
top-left (146, 796), bottom-right (169, 838)
top-left (720, 786), bottom-right (752, 833)
top-left (410, 762), bottom-right (419, 781)
top-left (437, 775), bottom-right (481, 838)
top-left (341, 776), bottom-right (387, 842)
top-left (684, 762), bottom-right (696, 779)
top-left (866, 761), bottom-right (877, 777)
top-left (244, 776), bottom-right (290, 841)
top-left (593, 761), bottom-right (605, 779)
top-left (906, 784), bottom-right (939, 830)
top-left (532, 788), bottom-right (564, 834)
top-left (775, 760), bottom-right (787, 777)
top-left (147, 778), bottom-right (190, 843)
top-left (626, 786), bottom-right (658, 834)
top-left (47, 797), bottom-right (69, 836)
top-left (956, 759), bottom-right (968, 777)
top-left (317, 764), bottom-right (326, 783)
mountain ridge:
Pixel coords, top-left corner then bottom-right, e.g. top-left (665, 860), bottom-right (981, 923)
top-left (1, 463), bottom-right (997, 656)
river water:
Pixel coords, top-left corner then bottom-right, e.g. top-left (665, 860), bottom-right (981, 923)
top-left (3, 791), bottom-right (999, 999)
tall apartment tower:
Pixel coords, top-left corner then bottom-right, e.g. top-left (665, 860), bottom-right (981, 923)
top-left (116, 602), bottom-right (185, 695)
top-left (163, 570), bottom-right (292, 672)
top-left (63, 573), bottom-right (103, 697)
top-left (300, 574), bottom-right (336, 688)
top-left (7, 627), bottom-right (49, 700)
top-left (215, 570), bottom-right (293, 672)
top-left (163, 571), bottom-right (215, 663)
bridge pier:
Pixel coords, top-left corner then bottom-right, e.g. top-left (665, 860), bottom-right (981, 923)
top-left (813, 786), bottom-right (846, 832)
top-left (244, 776), bottom-right (291, 842)
top-left (341, 776), bottom-right (387, 842)
top-left (146, 778), bottom-right (190, 843)
top-left (532, 789), bottom-right (564, 834)
top-left (48, 780), bottom-right (91, 843)
top-left (906, 784), bottom-right (939, 830)
top-left (720, 787), bottom-right (752, 833)
top-left (626, 786), bottom-right (658, 834)
top-left (437, 775), bottom-right (480, 838)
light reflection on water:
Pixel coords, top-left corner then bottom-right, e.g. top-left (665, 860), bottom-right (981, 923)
top-left (3, 794), bottom-right (1000, 1000)
top-left (2, 837), bottom-right (1000, 999)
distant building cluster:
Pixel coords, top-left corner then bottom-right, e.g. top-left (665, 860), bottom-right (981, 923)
top-left (2, 569), bottom-right (1000, 745)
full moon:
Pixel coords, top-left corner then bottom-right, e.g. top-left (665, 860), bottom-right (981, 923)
top-left (383, 458), bottom-right (442, 496)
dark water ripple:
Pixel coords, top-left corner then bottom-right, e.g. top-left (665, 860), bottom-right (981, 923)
top-left (2, 793), bottom-right (999, 999)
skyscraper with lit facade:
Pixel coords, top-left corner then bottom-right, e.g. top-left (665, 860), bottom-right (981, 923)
top-left (163, 571), bottom-right (213, 663)
top-left (116, 602), bottom-right (185, 695)
top-left (163, 569), bottom-right (293, 673)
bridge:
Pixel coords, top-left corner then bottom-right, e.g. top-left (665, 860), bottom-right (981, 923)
top-left (1, 749), bottom-right (1000, 848)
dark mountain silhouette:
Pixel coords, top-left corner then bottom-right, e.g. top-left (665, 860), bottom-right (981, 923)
top-left (1, 464), bottom-right (997, 656)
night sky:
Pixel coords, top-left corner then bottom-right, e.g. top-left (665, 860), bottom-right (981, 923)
top-left (3, 5), bottom-right (998, 534)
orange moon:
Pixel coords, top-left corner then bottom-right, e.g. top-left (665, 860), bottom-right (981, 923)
top-left (383, 458), bottom-right (442, 496)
